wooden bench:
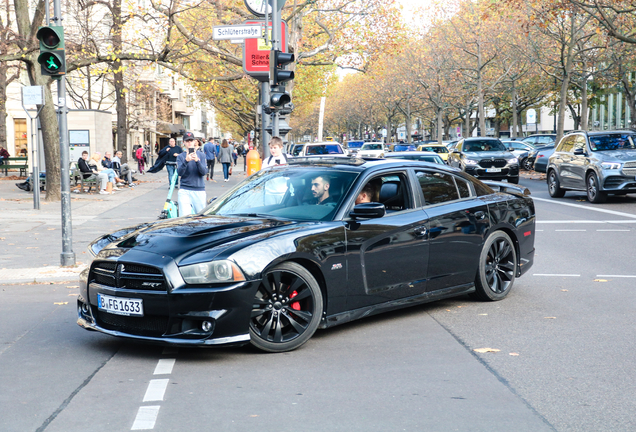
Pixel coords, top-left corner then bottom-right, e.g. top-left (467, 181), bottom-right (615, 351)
top-left (1, 157), bottom-right (28, 176)
top-left (69, 162), bottom-right (99, 193)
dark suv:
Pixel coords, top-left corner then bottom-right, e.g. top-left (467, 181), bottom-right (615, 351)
top-left (448, 137), bottom-right (520, 183)
top-left (546, 130), bottom-right (636, 203)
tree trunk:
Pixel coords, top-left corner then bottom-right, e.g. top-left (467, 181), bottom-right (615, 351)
top-left (113, 0), bottom-right (127, 157)
top-left (477, 48), bottom-right (486, 137)
top-left (437, 108), bottom-right (443, 143)
top-left (0, 63), bottom-right (8, 148)
top-left (405, 102), bottom-right (412, 143)
top-left (511, 84), bottom-right (518, 138)
top-left (580, 81), bottom-right (588, 130)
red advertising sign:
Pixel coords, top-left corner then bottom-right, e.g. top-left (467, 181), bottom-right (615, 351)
top-left (243, 20), bottom-right (288, 82)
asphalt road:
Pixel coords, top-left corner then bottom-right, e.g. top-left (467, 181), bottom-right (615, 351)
top-left (1, 173), bottom-right (635, 432)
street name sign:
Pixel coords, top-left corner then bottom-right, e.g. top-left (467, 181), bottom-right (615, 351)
top-left (213, 25), bottom-right (262, 41)
top-left (22, 86), bottom-right (44, 105)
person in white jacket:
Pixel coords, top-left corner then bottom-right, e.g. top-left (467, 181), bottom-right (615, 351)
top-left (260, 136), bottom-right (287, 169)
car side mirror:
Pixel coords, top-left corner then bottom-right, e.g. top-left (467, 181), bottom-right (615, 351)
top-left (508, 147), bottom-right (514, 151)
top-left (349, 202), bottom-right (385, 219)
top-left (573, 148), bottom-right (585, 155)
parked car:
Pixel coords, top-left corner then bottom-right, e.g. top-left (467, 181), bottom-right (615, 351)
top-left (357, 142), bottom-right (386, 158)
top-left (388, 143), bottom-right (416, 152)
top-left (448, 137), bottom-right (520, 183)
top-left (416, 143), bottom-right (450, 161)
top-left (385, 151), bottom-right (445, 164)
top-left (345, 140), bottom-right (364, 156)
top-left (501, 140), bottom-right (534, 170)
top-left (290, 142), bottom-right (345, 157)
top-left (526, 141), bottom-right (555, 170)
top-left (522, 134), bottom-right (557, 146)
top-left (546, 130), bottom-right (636, 203)
top-left (531, 145), bottom-right (556, 173)
top-left (78, 157), bottom-right (535, 353)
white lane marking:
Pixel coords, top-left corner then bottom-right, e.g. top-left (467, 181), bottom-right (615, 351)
top-left (536, 229), bottom-right (544, 232)
top-left (533, 274), bottom-right (581, 277)
top-left (533, 197), bottom-right (636, 219)
top-left (131, 406), bottom-right (160, 430)
top-left (555, 229), bottom-right (586, 232)
top-left (537, 220), bottom-right (636, 224)
top-left (154, 359), bottom-right (176, 375)
top-left (597, 275), bottom-right (636, 278)
top-left (597, 229), bottom-right (631, 232)
top-left (143, 379), bottom-right (169, 402)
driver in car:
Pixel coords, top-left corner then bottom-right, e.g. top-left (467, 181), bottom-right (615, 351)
top-left (309, 175), bottom-right (336, 205)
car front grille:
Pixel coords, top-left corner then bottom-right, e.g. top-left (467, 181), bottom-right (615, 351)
top-left (479, 158), bottom-right (508, 168)
top-left (604, 176), bottom-right (624, 188)
top-left (91, 261), bottom-right (167, 291)
top-left (94, 307), bottom-right (169, 337)
top-left (622, 161), bottom-right (636, 176)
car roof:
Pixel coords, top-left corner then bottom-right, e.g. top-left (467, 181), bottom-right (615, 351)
top-left (385, 151), bottom-right (438, 156)
top-left (417, 142), bottom-right (446, 146)
top-left (463, 137), bottom-right (501, 141)
top-left (287, 156), bottom-right (456, 172)
top-left (586, 130), bottom-right (636, 136)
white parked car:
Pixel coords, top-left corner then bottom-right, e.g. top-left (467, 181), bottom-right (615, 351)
top-left (357, 142), bottom-right (385, 158)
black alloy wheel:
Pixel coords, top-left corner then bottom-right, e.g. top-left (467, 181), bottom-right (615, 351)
top-left (586, 173), bottom-right (607, 203)
top-left (522, 157), bottom-right (534, 171)
top-left (473, 231), bottom-right (516, 301)
top-left (548, 170), bottom-right (565, 198)
top-left (249, 262), bottom-right (323, 353)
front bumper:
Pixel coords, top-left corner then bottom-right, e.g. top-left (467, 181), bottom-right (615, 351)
top-left (464, 165), bottom-right (519, 180)
top-left (602, 175), bottom-right (636, 193)
top-left (77, 253), bottom-right (260, 347)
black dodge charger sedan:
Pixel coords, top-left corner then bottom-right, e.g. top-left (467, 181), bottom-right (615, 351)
top-left (78, 157), bottom-right (535, 352)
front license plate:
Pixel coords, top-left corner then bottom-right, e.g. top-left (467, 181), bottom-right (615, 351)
top-left (97, 294), bottom-right (143, 317)
top-left (486, 168), bottom-right (502, 173)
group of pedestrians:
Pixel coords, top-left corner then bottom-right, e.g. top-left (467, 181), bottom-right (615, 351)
top-left (77, 150), bottom-right (136, 195)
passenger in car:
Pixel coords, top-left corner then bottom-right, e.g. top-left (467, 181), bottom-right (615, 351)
top-left (355, 181), bottom-right (380, 205)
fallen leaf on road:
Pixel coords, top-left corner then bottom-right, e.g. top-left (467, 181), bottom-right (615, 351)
top-left (26, 247), bottom-right (39, 249)
top-left (478, 313), bottom-right (488, 316)
top-left (66, 285), bottom-right (79, 289)
top-left (48, 228), bottom-right (55, 231)
top-left (509, 352), bottom-right (519, 356)
top-left (544, 317), bottom-right (556, 319)
top-left (54, 302), bottom-right (68, 305)
top-left (474, 348), bottom-right (500, 353)
top-left (561, 289), bottom-right (568, 292)
top-left (593, 279), bottom-right (607, 282)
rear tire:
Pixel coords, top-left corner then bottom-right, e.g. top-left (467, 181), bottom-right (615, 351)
top-left (522, 158), bottom-right (534, 171)
top-left (473, 231), bottom-right (516, 301)
top-left (548, 170), bottom-right (565, 198)
top-left (586, 173), bottom-right (607, 203)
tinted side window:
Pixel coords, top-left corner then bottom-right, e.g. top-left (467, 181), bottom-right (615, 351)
top-left (456, 177), bottom-right (471, 198)
top-left (416, 171), bottom-right (460, 205)
top-left (557, 136), bottom-right (574, 153)
top-left (537, 136), bottom-right (555, 144)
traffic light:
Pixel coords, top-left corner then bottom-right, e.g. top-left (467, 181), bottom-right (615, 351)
top-left (36, 26), bottom-right (66, 77)
top-left (269, 49), bottom-right (294, 87)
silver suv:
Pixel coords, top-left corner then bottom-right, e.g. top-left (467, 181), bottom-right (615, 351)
top-left (546, 130), bottom-right (636, 203)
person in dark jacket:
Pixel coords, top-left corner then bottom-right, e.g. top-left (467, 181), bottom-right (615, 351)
top-left (203, 137), bottom-right (217, 181)
top-left (177, 132), bottom-right (207, 214)
top-left (149, 138), bottom-right (183, 186)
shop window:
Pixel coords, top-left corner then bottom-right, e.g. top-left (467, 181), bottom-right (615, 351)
top-left (14, 119), bottom-right (28, 157)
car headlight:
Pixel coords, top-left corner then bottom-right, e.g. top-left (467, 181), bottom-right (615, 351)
top-left (463, 159), bottom-right (478, 165)
top-left (180, 260), bottom-right (246, 284)
top-left (601, 162), bottom-right (622, 170)
top-left (507, 157), bottom-right (518, 164)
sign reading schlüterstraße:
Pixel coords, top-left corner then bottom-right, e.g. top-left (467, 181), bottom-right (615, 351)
top-left (213, 25), bottom-right (262, 40)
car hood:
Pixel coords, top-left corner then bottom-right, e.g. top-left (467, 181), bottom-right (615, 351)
top-left (93, 215), bottom-right (298, 259)
top-left (463, 151), bottom-right (514, 159)
top-left (597, 150), bottom-right (636, 162)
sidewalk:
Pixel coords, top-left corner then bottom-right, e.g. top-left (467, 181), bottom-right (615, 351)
top-left (0, 162), bottom-right (248, 284)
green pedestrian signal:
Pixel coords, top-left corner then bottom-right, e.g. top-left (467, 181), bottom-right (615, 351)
top-left (36, 26), bottom-right (66, 77)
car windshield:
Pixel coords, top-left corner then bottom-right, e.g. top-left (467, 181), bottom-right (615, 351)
top-left (419, 145), bottom-right (449, 154)
top-left (394, 145), bottom-right (415, 152)
top-left (347, 141), bottom-right (364, 149)
top-left (361, 143), bottom-right (383, 150)
top-left (463, 140), bottom-right (506, 152)
top-left (203, 167), bottom-right (359, 221)
top-left (306, 144), bottom-right (344, 155)
top-left (589, 134), bottom-right (636, 151)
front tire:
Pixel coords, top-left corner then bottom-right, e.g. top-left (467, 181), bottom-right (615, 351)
top-left (586, 173), bottom-right (607, 203)
top-left (522, 158), bottom-right (534, 171)
top-left (548, 170), bottom-right (565, 198)
top-left (473, 231), bottom-right (517, 301)
top-left (249, 262), bottom-right (323, 353)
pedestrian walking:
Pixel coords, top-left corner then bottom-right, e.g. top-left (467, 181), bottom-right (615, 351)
top-left (203, 137), bottom-right (217, 181)
top-left (218, 139), bottom-right (234, 182)
top-left (136, 145), bottom-right (145, 175)
top-left (177, 132), bottom-right (207, 215)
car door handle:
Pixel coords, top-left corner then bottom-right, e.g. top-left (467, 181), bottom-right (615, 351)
top-left (414, 226), bottom-right (428, 237)
top-left (471, 211), bottom-right (486, 220)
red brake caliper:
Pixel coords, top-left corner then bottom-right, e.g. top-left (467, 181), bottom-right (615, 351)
top-left (290, 291), bottom-right (301, 311)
